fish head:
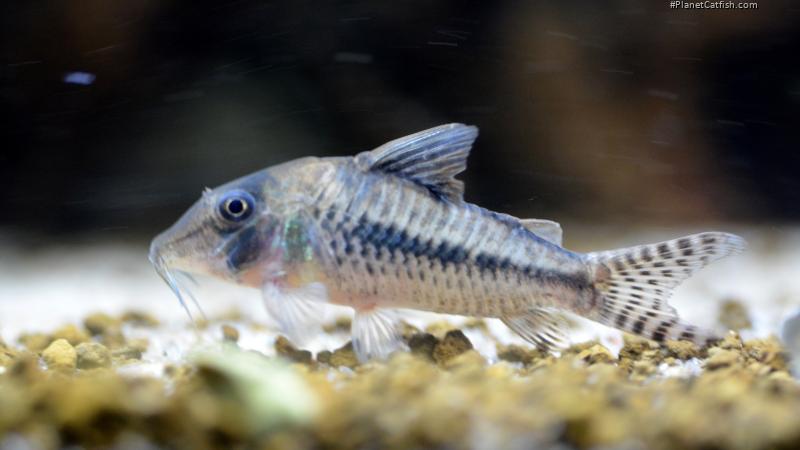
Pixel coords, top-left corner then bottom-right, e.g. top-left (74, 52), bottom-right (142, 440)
top-left (149, 169), bottom-right (284, 287)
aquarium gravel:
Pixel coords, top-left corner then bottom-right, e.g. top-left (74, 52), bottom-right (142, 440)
top-left (0, 311), bottom-right (798, 450)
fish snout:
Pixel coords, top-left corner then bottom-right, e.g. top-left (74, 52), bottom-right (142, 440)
top-left (149, 233), bottom-right (164, 267)
top-left (149, 227), bottom-right (188, 273)
top-left (149, 221), bottom-right (230, 278)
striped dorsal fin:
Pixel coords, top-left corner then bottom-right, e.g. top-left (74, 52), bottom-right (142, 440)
top-left (354, 123), bottom-right (478, 202)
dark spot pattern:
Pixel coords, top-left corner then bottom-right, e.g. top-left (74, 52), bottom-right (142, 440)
top-left (325, 207), bottom-right (589, 290)
top-left (632, 318), bottom-right (646, 335)
top-left (652, 327), bottom-right (666, 342)
top-left (593, 232), bottom-right (740, 347)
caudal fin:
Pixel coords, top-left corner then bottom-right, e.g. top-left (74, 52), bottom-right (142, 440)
top-left (586, 232), bottom-right (746, 346)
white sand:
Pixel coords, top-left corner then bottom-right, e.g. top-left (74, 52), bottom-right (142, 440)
top-left (1, 226), bottom-right (798, 370)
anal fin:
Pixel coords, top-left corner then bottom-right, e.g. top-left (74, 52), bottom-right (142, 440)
top-left (262, 282), bottom-right (328, 345)
top-left (352, 309), bottom-right (403, 362)
top-left (501, 307), bottom-right (572, 352)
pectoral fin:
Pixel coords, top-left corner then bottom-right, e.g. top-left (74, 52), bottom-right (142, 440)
top-left (520, 219), bottom-right (563, 246)
top-left (501, 307), bottom-right (572, 352)
top-left (351, 308), bottom-right (403, 362)
top-left (262, 282), bottom-right (328, 345)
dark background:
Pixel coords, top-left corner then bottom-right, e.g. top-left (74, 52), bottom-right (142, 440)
top-left (2, 0), bottom-right (798, 239)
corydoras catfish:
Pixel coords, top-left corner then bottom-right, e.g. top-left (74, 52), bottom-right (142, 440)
top-left (150, 123), bottom-right (746, 361)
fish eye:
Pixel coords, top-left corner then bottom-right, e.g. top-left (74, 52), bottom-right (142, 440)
top-left (218, 191), bottom-right (255, 222)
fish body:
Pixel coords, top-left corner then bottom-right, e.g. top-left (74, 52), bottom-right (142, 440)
top-left (150, 124), bottom-right (746, 361)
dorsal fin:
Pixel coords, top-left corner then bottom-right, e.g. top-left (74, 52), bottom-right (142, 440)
top-left (354, 123), bottom-right (478, 202)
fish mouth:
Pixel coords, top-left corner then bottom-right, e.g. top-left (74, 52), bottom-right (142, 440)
top-left (150, 240), bottom-right (207, 324)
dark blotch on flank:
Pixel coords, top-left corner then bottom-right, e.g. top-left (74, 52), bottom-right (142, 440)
top-left (680, 330), bottom-right (695, 341)
top-left (416, 238), bottom-right (432, 256)
top-left (385, 226), bottom-right (402, 247)
top-left (475, 253), bottom-right (500, 272)
top-left (677, 238), bottom-right (692, 249)
top-left (652, 329), bottom-right (666, 342)
top-left (682, 248), bottom-right (694, 256)
top-left (657, 244), bottom-right (671, 258)
top-left (434, 241), bottom-right (467, 267)
top-left (431, 242), bottom-right (450, 263)
top-left (352, 216), bottom-right (371, 241)
top-left (632, 318), bottom-right (647, 335)
top-left (344, 215), bottom-right (587, 289)
top-left (402, 236), bottom-right (420, 254)
top-left (446, 246), bottom-right (468, 265)
top-left (616, 313), bottom-right (628, 328)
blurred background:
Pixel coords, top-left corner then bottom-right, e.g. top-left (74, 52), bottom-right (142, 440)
top-left (2, 0), bottom-right (799, 241)
top-left (4, 5), bottom-right (800, 448)
top-left (0, 0), bottom-right (799, 362)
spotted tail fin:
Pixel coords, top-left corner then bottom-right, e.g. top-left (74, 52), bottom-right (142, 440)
top-left (586, 232), bottom-right (747, 346)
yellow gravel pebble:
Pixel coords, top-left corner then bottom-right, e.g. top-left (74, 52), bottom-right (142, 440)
top-left (41, 339), bottom-right (77, 371)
